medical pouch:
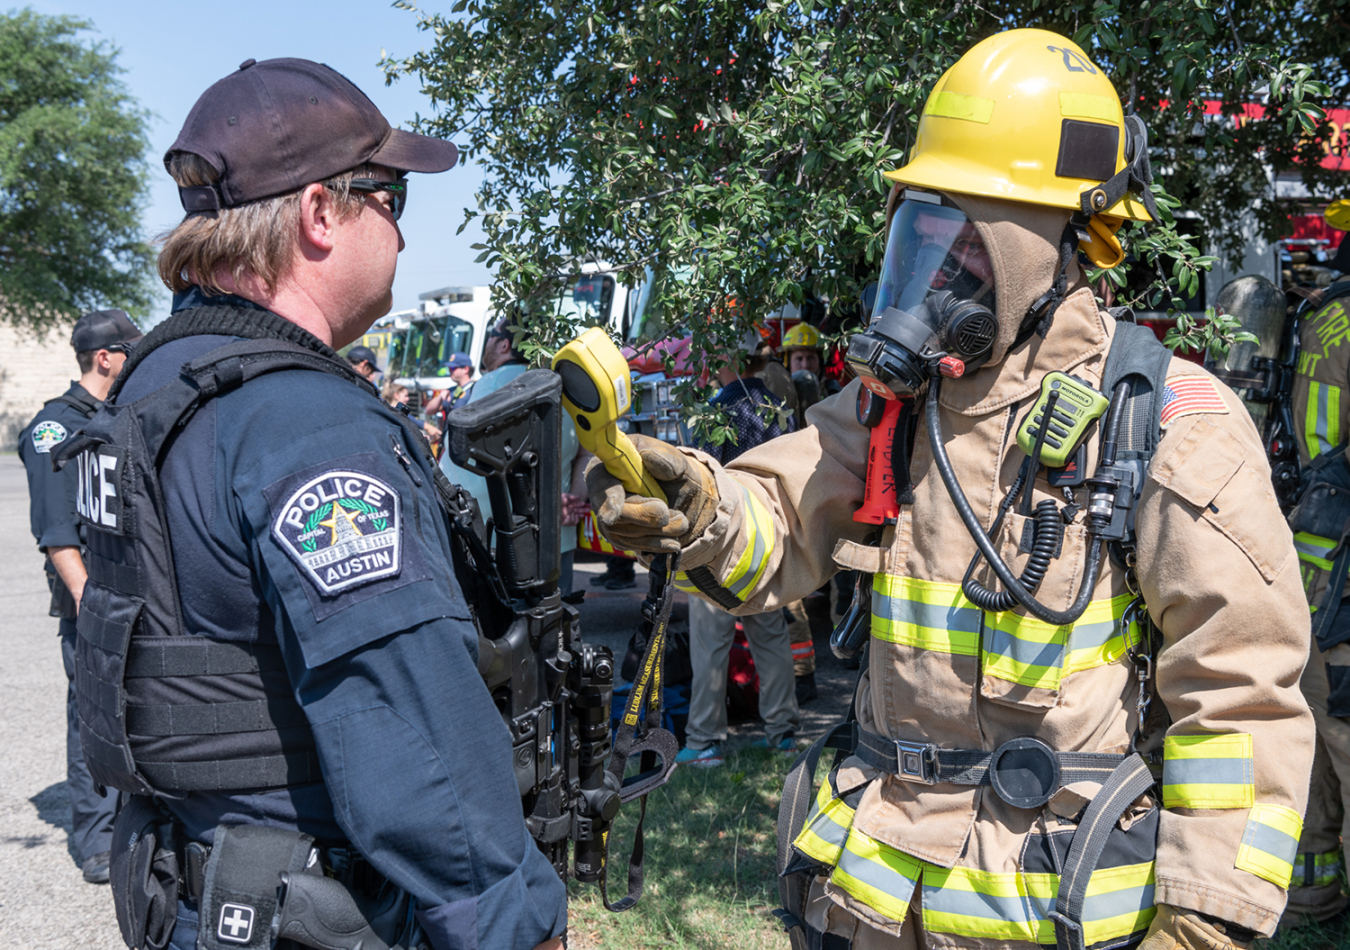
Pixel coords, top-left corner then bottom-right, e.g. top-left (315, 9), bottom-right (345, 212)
top-left (1288, 445), bottom-right (1350, 649)
top-left (110, 794), bottom-right (180, 950)
top-left (198, 823), bottom-right (318, 950)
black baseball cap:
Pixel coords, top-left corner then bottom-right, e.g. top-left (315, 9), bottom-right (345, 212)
top-left (347, 345), bottom-right (381, 370)
top-left (167, 57), bottom-right (458, 213)
top-left (71, 309), bottom-right (143, 352)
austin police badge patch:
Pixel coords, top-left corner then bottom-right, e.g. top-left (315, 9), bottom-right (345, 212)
top-left (272, 470), bottom-right (401, 595)
top-left (31, 420), bottom-right (67, 454)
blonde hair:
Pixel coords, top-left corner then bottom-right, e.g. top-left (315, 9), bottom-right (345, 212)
top-left (157, 153), bottom-right (367, 295)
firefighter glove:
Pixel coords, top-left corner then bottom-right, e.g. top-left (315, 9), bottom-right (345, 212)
top-left (585, 434), bottom-right (719, 554)
top-left (1138, 906), bottom-right (1253, 950)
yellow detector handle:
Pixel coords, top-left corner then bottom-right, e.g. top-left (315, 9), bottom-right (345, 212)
top-left (552, 327), bottom-right (667, 501)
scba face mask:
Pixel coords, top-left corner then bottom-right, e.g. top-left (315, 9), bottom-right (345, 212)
top-left (847, 192), bottom-right (999, 396)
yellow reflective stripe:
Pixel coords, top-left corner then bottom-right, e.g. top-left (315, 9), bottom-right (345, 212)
top-left (1162, 733), bottom-right (1255, 809)
top-left (831, 828), bottom-right (922, 921)
top-left (1294, 531), bottom-right (1338, 571)
top-left (793, 782), bottom-right (855, 868)
top-left (1236, 803), bottom-right (1303, 887)
top-left (1059, 92), bottom-right (1118, 122)
top-left (872, 576), bottom-right (982, 656)
top-left (719, 481), bottom-right (774, 598)
top-left (1292, 849), bottom-right (1344, 887)
top-left (1064, 593), bottom-right (1136, 673)
top-left (672, 571), bottom-right (696, 593)
top-left (926, 90), bottom-right (994, 124)
top-left (1307, 382), bottom-right (1343, 459)
top-left (920, 861), bottom-right (1156, 944)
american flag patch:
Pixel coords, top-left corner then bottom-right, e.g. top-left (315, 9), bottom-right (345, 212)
top-left (1160, 377), bottom-right (1229, 426)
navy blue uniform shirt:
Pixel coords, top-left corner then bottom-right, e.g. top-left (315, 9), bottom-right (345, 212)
top-left (121, 299), bottom-right (566, 950)
top-left (19, 381), bottom-right (98, 552)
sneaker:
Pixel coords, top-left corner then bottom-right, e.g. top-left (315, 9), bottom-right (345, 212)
top-left (795, 672), bottom-right (818, 705)
top-left (82, 851), bottom-right (111, 885)
top-left (752, 735), bottom-right (797, 753)
top-left (674, 744), bottom-right (723, 768)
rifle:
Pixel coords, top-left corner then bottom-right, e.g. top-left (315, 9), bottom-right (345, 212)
top-left (444, 369), bottom-right (677, 903)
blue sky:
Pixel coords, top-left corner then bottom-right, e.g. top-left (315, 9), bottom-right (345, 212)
top-left (27, 0), bottom-right (492, 317)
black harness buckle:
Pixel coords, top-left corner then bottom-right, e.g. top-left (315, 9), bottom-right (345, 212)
top-left (893, 740), bottom-right (938, 784)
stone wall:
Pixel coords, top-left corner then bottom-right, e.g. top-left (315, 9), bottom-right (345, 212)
top-left (0, 323), bottom-right (77, 451)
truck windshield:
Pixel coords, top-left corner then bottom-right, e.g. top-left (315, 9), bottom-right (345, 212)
top-left (553, 274), bottom-right (615, 325)
top-left (390, 315), bottom-right (475, 379)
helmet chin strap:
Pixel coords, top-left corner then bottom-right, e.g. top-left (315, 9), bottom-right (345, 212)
top-left (1011, 217), bottom-right (1084, 354)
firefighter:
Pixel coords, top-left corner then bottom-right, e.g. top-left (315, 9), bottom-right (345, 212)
top-left (782, 323), bottom-right (824, 376)
top-left (587, 28), bottom-right (1312, 950)
top-left (1281, 217), bottom-right (1350, 927)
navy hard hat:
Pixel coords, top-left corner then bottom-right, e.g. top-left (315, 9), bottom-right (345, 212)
top-left (167, 57), bottom-right (458, 214)
top-left (347, 345), bottom-right (381, 370)
top-left (446, 352), bottom-right (473, 371)
top-left (71, 309), bottom-right (143, 352)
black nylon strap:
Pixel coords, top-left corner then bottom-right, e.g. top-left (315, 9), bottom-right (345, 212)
top-left (1051, 754), bottom-right (1156, 950)
top-left (854, 727), bottom-right (1126, 787)
top-left (140, 751), bottom-right (323, 793)
top-left (126, 699), bottom-right (310, 736)
top-left (682, 564), bottom-right (742, 609)
top-left (46, 389), bottom-right (101, 417)
top-left (125, 638), bottom-right (287, 678)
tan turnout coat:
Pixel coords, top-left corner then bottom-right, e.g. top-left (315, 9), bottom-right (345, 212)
top-left (675, 289), bottom-right (1313, 944)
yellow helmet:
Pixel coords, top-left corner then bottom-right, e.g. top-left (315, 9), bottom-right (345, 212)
top-left (886, 28), bottom-right (1157, 241)
top-left (781, 323), bottom-right (821, 351)
top-left (1326, 199), bottom-right (1350, 232)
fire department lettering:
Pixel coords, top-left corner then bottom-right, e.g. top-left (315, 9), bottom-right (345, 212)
top-left (74, 446), bottom-right (125, 531)
top-left (272, 470), bottom-right (402, 595)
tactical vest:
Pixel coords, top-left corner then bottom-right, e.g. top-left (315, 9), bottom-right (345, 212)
top-left (54, 305), bottom-right (440, 797)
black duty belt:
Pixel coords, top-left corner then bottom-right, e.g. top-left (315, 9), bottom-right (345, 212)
top-left (849, 724), bottom-right (1127, 810)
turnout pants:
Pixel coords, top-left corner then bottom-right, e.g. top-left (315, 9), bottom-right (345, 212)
top-left (686, 596), bottom-right (800, 749)
top-left (1283, 645), bottom-right (1350, 925)
top-left (60, 617), bottom-right (117, 862)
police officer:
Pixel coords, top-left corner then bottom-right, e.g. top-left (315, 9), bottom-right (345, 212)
top-left (588, 29), bottom-right (1312, 950)
top-left (18, 308), bottom-right (139, 884)
top-left (64, 58), bottom-right (564, 950)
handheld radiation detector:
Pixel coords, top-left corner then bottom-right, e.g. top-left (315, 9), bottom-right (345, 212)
top-left (552, 327), bottom-right (666, 501)
top-left (1016, 372), bottom-right (1110, 469)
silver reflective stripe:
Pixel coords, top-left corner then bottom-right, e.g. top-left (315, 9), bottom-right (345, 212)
top-left (1162, 757), bottom-right (1250, 787)
top-left (922, 884), bottom-right (1039, 923)
top-left (836, 845), bottom-right (920, 902)
top-left (1068, 615), bottom-right (1121, 651)
top-left (805, 808), bottom-right (851, 850)
top-left (1243, 819), bottom-right (1299, 867)
top-left (1081, 882), bottom-right (1155, 921)
top-left (984, 627), bottom-right (1064, 670)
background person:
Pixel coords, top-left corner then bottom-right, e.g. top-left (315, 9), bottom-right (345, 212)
top-left (345, 343), bottom-right (382, 381)
top-left (74, 57), bottom-right (564, 950)
top-left (672, 332), bottom-right (800, 767)
top-left (17, 307), bottom-right (139, 885)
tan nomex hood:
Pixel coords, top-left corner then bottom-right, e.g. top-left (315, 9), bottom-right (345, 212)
top-left (947, 192), bottom-right (1083, 367)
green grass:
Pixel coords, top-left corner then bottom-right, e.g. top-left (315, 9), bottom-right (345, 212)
top-left (566, 746), bottom-right (793, 949)
top-left (1263, 914), bottom-right (1350, 950)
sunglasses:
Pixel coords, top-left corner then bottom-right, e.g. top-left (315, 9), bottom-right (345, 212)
top-left (348, 177), bottom-right (408, 221)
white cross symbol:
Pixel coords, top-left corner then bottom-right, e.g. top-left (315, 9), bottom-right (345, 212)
top-left (218, 903), bottom-right (254, 943)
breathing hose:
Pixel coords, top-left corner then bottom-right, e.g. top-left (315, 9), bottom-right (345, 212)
top-left (926, 374), bottom-right (1105, 626)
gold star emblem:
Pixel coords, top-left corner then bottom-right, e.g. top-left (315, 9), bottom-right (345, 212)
top-left (318, 502), bottom-right (364, 545)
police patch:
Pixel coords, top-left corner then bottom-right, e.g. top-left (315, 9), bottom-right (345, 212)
top-left (31, 420), bottom-right (67, 454)
top-left (271, 470), bottom-right (401, 595)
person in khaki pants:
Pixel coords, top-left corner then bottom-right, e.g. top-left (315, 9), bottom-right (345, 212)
top-left (588, 28), bottom-right (1313, 950)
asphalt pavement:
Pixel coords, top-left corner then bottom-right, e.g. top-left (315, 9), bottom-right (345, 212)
top-left (0, 453), bottom-right (854, 946)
